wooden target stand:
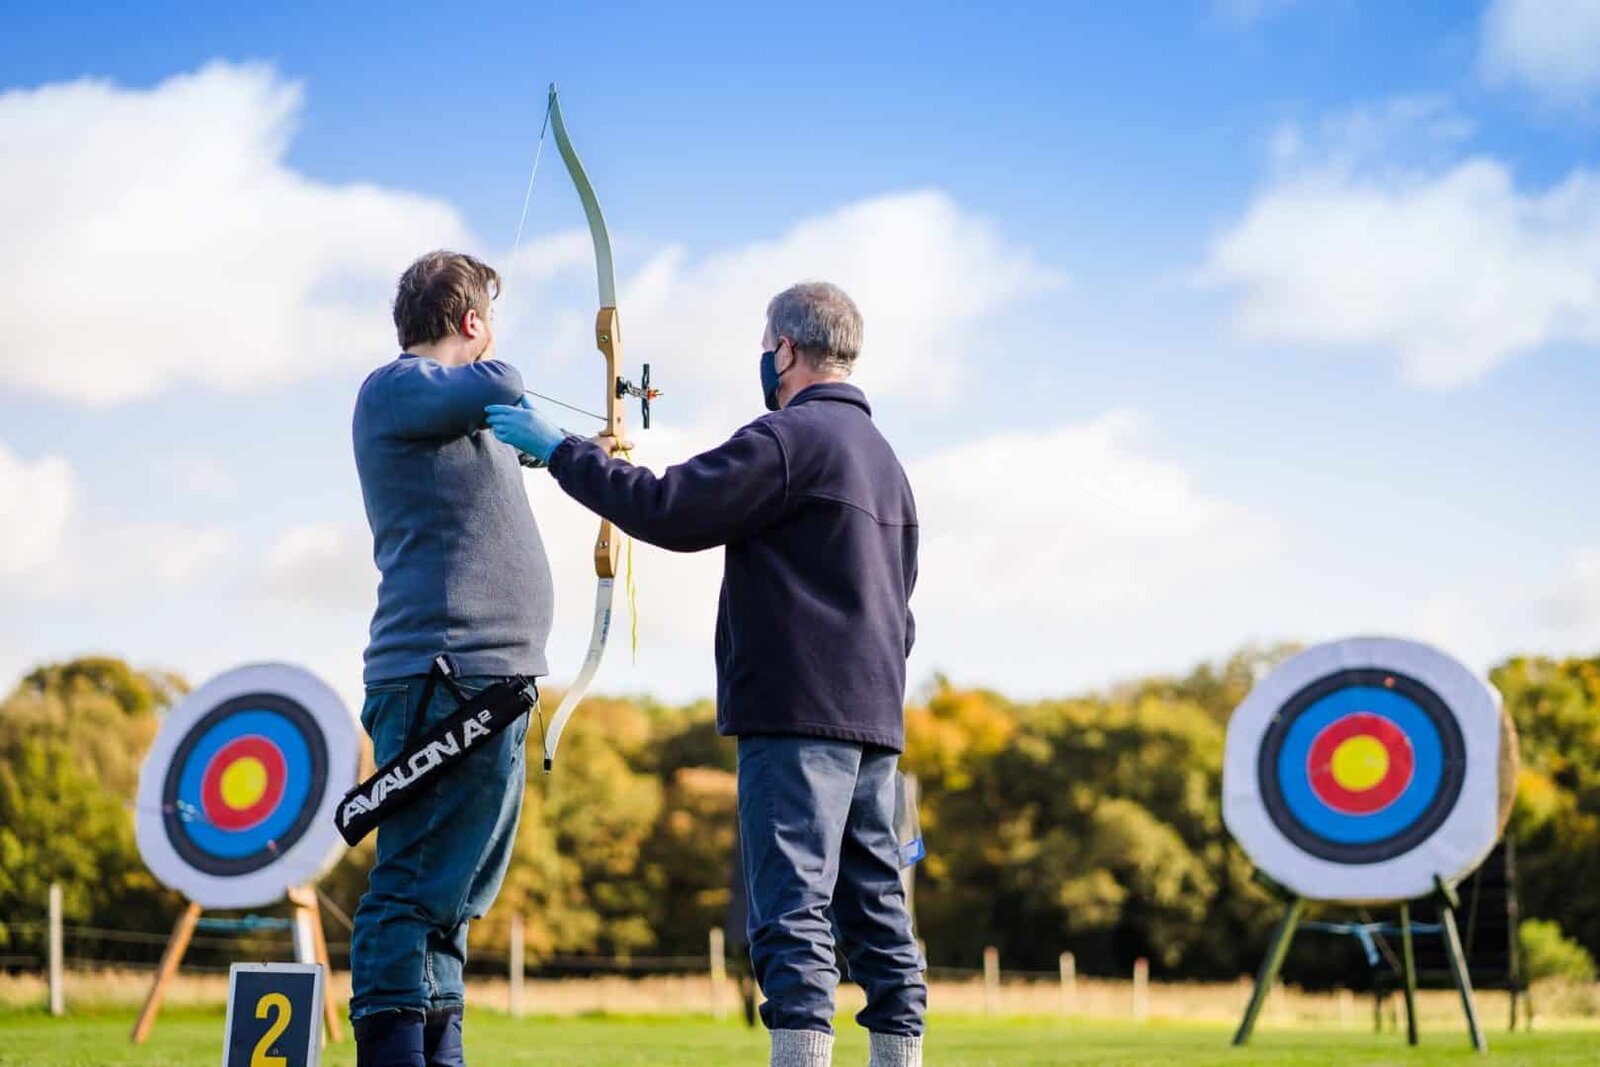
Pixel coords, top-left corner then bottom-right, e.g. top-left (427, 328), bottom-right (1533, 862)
top-left (131, 885), bottom-right (341, 1045)
top-left (1233, 873), bottom-right (1486, 1054)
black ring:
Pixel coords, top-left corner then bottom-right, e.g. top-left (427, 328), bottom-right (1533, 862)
top-left (1256, 668), bottom-right (1466, 865)
top-left (161, 693), bottom-right (329, 877)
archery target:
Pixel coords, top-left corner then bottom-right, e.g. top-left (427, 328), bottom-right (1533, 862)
top-left (136, 664), bottom-right (359, 909)
top-left (1223, 637), bottom-right (1512, 903)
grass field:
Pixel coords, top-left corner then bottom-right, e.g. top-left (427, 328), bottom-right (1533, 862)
top-left (2, 1009), bottom-right (1599, 1066)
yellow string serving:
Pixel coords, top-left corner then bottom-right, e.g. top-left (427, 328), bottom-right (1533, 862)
top-left (626, 536), bottom-right (638, 660)
top-left (617, 446), bottom-right (640, 661)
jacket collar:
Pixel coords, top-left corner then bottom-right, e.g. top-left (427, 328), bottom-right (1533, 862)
top-left (785, 381), bottom-right (871, 416)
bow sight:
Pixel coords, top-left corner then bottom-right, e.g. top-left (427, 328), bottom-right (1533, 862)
top-left (616, 363), bottom-right (661, 429)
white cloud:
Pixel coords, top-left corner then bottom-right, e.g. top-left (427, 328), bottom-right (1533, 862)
top-left (87, 522), bottom-right (236, 589)
top-left (263, 523), bottom-right (377, 607)
top-left (1481, 0), bottom-right (1600, 104)
top-left (0, 62), bottom-right (1051, 424)
top-left (0, 439), bottom-right (233, 597)
top-left (1204, 98), bottom-right (1600, 387)
top-left (1376, 549), bottom-right (1600, 675)
top-left (1399, 593), bottom-right (1512, 676)
top-left (1546, 547), bottom-right (1600, 640)
top-left (51, 521), bottom-right (236, 598)
top-left (157, 454), bottom-right (239, 500)
top-left (0, 62), bottom-right (471, 405)
top-left (498, 190), bottom-right (1063, 435)
top-left (0, 444), bottom-right (76, 578)
top-left (642, 191), bottom-right (1060, 418)
top-left (910, 410), bottom-right (1275, 629)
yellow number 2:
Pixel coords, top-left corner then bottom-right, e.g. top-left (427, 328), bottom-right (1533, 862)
top-left (250, 992), bottom-right (292, 1067)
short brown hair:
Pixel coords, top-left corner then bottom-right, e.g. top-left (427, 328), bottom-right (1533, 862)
top-left (392, 251), bottom-right (501, 350)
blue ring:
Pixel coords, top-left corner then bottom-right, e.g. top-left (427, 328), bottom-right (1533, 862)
top-left (1275, 687), bottom-right (1443, 845)
top-left (1257, 668), bottom-right (1467, 865)
top-left (174, 709), bottom-right (313, 858)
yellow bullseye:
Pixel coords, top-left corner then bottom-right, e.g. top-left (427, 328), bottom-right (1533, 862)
top-left (1329, 735), bottom-right (1389, 792)
top-left (219, 756), bottom-right (268, 810)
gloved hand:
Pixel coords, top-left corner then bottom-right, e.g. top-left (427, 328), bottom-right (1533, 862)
top-left (485, 396), bottom-right (568, 464)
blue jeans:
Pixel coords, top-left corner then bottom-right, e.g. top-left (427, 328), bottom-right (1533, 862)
top-left (349, 675), bottom-right (529, 1021)
top-left (737, 736), bottom-right (927, 1036)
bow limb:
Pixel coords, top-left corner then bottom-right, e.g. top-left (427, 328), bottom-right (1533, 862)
top-left (541, 82), bottom-right (625, 770)
top-left (541, 578), bottom-right (615, 771)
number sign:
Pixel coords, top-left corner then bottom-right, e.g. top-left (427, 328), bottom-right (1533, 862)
top-left (222, 963), bottom-right (323, 1067)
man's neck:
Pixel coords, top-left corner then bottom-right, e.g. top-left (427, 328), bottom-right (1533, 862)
top-left (408, 337), bottom-right (485, 367)
top-left (779, 368), bottom-right (848, 407)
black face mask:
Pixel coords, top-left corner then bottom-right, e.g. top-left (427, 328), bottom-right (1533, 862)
top-left (760, 344), bottom-right (789, 411)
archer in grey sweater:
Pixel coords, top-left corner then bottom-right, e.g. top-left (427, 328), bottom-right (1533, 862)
top-left (353, 354), bottom-right (554, 683)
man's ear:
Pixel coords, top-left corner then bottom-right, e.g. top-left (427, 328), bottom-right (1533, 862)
top-left (783, 340), bottom-right (805, 374)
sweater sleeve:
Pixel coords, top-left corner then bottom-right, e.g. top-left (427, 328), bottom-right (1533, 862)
top-left (547, 424), bottom-right (790, 552)
top-left (387, 358), bottom-right (526, 439)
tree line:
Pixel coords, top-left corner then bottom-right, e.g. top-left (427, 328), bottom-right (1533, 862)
top-left (2, 649), bottom-right (1596, 983)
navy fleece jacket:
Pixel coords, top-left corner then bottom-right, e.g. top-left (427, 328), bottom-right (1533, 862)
top-left (547, 383), bottom-right (918, 751)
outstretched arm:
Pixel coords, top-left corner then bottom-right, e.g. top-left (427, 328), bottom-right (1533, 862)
top-left (536, 425), bottom-right (790, 553)
top-left (389, 359), bottom-right (525, 439)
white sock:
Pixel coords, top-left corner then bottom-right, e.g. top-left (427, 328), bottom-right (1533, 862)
top-left (868, 1032), bottom-right (923, 1067)
top-left (770, 1028), bottom-right (834, 1067)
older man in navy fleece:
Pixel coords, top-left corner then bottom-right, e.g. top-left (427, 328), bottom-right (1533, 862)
top-left (488, 281), bottom-right (926, 1067)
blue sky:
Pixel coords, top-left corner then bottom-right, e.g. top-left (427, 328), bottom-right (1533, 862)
top-left (2, 1), bottom-right (1598, 712)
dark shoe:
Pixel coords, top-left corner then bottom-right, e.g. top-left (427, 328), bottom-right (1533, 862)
top-left (423, 1006), bottom-right (465, 1067)
top-left (353, 1009), bottom-right (426, 1067)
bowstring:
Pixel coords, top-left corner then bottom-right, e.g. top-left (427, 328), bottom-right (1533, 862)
top-left (511, 98), bottom-right (552, 258)
top-left (527, 390), bottom-right (605, 423)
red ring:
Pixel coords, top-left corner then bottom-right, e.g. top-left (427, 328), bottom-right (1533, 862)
top-left (200, 736), bottom-right (287, 831)
top-left (1307, 712), bottom-right (1414, 815)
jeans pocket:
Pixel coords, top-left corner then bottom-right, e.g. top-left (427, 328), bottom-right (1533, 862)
top-left (362, 683), bottom-right (413, 766)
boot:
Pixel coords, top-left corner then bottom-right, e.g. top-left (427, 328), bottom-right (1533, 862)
top-left (353, 1009), bottom-right (425, 1067)
top-left (423, 1006), bottom-right (465, 1067)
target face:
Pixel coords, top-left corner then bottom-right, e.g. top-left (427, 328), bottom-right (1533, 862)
top-left (1224, 638), bottom-right (1511, 903)
top-left (136, 664), bottom-right (358, 909)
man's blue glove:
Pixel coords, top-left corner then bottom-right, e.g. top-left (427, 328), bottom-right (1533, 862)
top-left (485, 396), bottom-right (568, 464)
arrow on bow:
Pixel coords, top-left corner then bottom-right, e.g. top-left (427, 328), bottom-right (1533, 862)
top-left (517, 83), bottom-right (657, 770)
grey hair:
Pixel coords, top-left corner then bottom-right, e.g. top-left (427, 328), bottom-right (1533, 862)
top-left (765, 282), bottom-right (863, 374)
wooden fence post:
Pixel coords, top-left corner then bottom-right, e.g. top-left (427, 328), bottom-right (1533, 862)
top-left (983, 946), bottom-right (1000, 1016)
top-left (48, 883), bottom-right (63, 1017)
top-left (710, 928), bottom-right (728, 1019)
top-left (1059, 952), bottom-right (1075, 1017)
top-left (509, 913), bottom-right (525, 1018)
top-left (1132, 958), bottom-right (1149, 1023)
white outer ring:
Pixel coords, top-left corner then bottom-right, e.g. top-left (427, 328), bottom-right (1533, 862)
top-left (1222, 636), bottom-right (1504, 903)
top-left (134, 663), bottom-right (359, 909)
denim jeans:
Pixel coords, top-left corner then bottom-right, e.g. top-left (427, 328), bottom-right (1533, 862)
top-left (349, 674), bottom-right (529, 1021)
top-left (737, 735), bottom-right (927, 1036)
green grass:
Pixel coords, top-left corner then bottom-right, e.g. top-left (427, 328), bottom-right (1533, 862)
top-left (1, 1008), bottom-right (1597, 1066)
